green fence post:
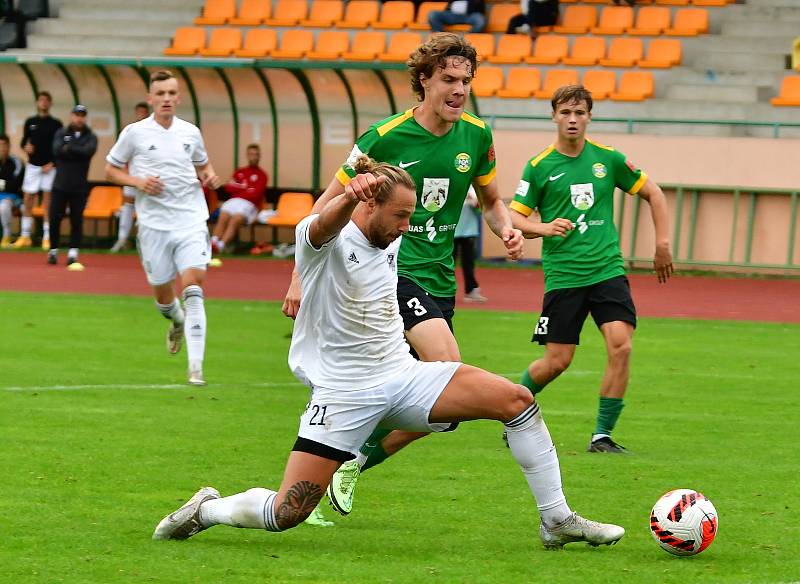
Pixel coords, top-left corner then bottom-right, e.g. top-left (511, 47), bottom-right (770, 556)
top-left (252, 68), bottom-right (280, 189)
top-left (628, 194), bottom-right (641, 260)
top-left (728, 189), bottom-right (740, 263)
top-left (334, 69), bottom-right (359, 140)
top-left (288, 69), bottom-right (321, 192)
top-left (56, 64), bottom-right (80, 106)
top-left (214, 68), bottom-right (240, 174)
top-left (787, 192), bottom-right (798, 266)
top-left (672, 186), bottom-right (684, 260)
top-left (176, 67), bottom-right (201, 128)
top-left (744, 192), bottom-right (757, 265)
top-left (372, 69), bottom-right (397, 116)
top-left (18, 63), bottom-right (39, 99)
top-left (686, 189), bottom-right (699, 261)
top-left (95, 64), bottom-right (121, 136)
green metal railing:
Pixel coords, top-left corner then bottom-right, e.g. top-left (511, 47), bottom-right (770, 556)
top-left (620, 184), bottom-right (800, 271)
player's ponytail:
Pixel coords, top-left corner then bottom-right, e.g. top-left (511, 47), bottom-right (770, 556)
top-left (352, 155), bottom-right (416, 205)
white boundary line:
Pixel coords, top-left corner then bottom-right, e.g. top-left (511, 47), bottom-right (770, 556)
top-left (0, 381), bottom-right (303, 392)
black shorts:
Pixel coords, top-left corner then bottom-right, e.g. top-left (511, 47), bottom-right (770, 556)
top-left (396, 276), bottom-right (455, 332)
top-left (532, 275), bottom-right (636, 345)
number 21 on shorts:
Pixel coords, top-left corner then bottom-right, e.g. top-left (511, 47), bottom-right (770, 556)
top-left (535, 316), bottom-right (549, 335)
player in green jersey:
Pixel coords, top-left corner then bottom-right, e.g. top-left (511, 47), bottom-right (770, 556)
top-left (509, 85), bottom-right (673, 454)
top-left (283, 33), bottom-right (524, 517)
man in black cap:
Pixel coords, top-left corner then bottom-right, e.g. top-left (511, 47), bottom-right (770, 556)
top-left (47, 105), bottom-right (98, 266)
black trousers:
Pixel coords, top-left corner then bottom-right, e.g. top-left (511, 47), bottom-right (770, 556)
top-left (49, 188), bottom-right (88, 250)
top-left (453, 236), bottom-right (479, 294)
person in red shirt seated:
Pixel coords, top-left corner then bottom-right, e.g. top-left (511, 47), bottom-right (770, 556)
top-left (211, 143), bottom-right (268, 253)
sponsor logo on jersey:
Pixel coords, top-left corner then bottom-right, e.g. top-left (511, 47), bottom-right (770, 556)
top-left (515, 180), bottom-right (530, 197)
top-left (425, 217), bottom-right (436, 242)
top-left (570, 183), bottom-right (595, 211)
top-left (148, 144), bottom-right (157, 151)
top-left (344, 144), bottom-right (364, 169)
top-left (592, 163), bottom-right (607, 179)
top-left (626, 159), bottom-right (636, 172)
top-left (387, 253), bottom-right (395, 266)
top-left (421, 177), bottom-right (449, 212)
top-left (398, 160), bottom-right (420, 169)
top-left (183, 144), bottom-right (191, 153)
top-left (348, 251), bottom-right (359, 264)
top-left (487, 144), bottom-right (496, 163)
top-left (549, 173), bottom-right (565, 182)
top-left (454, 153), bottom-right (471, 174)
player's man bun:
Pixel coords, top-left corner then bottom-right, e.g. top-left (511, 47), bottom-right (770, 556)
top-left (353, 155), bottom-right (416, 204)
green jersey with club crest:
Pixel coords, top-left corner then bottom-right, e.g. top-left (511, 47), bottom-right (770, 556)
top-left (337, 108), bottom-right (496, 297)
top-left (510, 139), bottom-right (648, 293)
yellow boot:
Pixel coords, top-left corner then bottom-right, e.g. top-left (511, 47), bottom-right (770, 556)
top-left (11, 235), bottom-right (32, 248)
top-left (0, 235), bottom-right (11, 248)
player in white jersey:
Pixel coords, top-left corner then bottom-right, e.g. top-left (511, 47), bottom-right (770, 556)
top-left (105, 70), bottom-right (221, 386)
top-left (152, 156), bottom-right (625, 550)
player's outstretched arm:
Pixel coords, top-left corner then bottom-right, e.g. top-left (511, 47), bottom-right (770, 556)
top-left (308, 173), bottom-right (385, 248)
top-left (636, 178), bottom-right (673, 283)
top-left (474, 180), bottom-right (524, 260)
top-left (509, 208), bottom-right (574, 240)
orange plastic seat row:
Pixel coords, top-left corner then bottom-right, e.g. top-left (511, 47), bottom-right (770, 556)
top-left (554, 5), bottom-right (707, 36)
top-left (771, 76), bottom-right (800, 107)
top-left (473, 67), bottom-right (655, 102)
top-left (266, 192), bottom-right (314, 228)
top-left (561, 0), bottom-right (731, 4)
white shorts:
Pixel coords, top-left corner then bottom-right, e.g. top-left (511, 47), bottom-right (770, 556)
top-left (297, 360), bottom-right (461, 458)
top-left (136, 224), bottom-right (210, 286)
top-left (220, 197), bottom-right (258, 225)
top-left (22, 164), bottom-right (56, 194)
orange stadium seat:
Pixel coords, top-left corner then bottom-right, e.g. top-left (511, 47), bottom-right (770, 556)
top-left (229, 0), bottom-right (271, 25)
top-left (486, 34), bottom-right (531, 64)
top-left (264, 0), bottom-right (308, 26)
top-left (562, 36), bottom-right (606, 66)
top-left (267, 192), bottom-right (314, 229)
top-left (485, 4), bottom-right (520, 33)
top-left (590, 6), bottom-right (634, 35)
top-left (655, 0), bottom-right (689, 5)
top-left (83, 186), bottom-right (124, 239)
top-left (464, 33), bottom-right (496, 61)
top-left (301, 0), bottom-right (344, 27)
top-left (665, 8), bottom-right (708, 35)
top-left (194, 0), bottom-right (236, 25)
top-left (163, 27), bottom-right (206, 56)
top-left (553, 6), bottom-right (598, 34)
top-left (599, 37), bottom-right (643, 67)
top-left (198, 28), bottom-right (242, 57)
top-left (234, 28), bottom-right (278, 57)
top-left (525, 35), bottom-right (568, 65)
top-left (271, 30), bottom-right (314, 59)
top-left (628, 6), bottom-right (670, 35)
top-left (342, 31), bottom-right (385, 60)
top-left (496, 67), bottom-right (541, 98)
top-left (693, 0), bottom-right (730, 6)
top-left (378, 32), bottom-right (423, 62)
top-left (582, 70), bottom-right (616, 100)
top-left (409, 2), bottom-right (446, 30)
top-left (31, 203), bottom-right (45, 217)
top-left (609, 71), bottom-right (654, 101)
top-left (534, 69), bottom-right (579, 99)
top-left (771, 76), bottom-right (800, 106)
top-left (336, 0), bottom-right (380, 28)
top-left (471, 66), bottom-right (503, 97)
top-left (638, 38), bottom-right (681, 67)
top-left (373, 1), bottom-right (415, 29)
top-left (582, 0), bottom-right (611, 3)
top-left (307, 30), bottom-right (350, 59)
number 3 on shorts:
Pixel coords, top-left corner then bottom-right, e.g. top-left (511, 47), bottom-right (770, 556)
top-left (535, 316), bottom-right (549, 335)
top-left (407, 297), bottom-right (427, 317)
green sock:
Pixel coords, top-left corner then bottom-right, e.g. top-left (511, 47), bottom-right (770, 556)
top-left (520, 368), bottom-right (546, 395)
top-left (359, 428), bottom-right (392, 472)
top-left (595, 397), bottom-right (625, 436)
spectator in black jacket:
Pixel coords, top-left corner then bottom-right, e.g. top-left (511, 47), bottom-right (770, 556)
top-left (506, 0), bottom-right (559, 37)
top-left (429, 0), bottom-right (486, 33)
top-left (14, 91), bottom-right (62, 250)
top-left (47, 105), bottom-right (97, 266)
top-left (0, 133), bottom-right (25, 247)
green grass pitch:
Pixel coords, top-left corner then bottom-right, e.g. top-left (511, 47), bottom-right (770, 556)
top-left (2, 291), bottom-right (798, 583)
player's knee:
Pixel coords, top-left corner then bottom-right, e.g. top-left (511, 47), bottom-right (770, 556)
top-left (609, 339), bottom-right (632, 363)
top-left (498, 383), bottom-right (534, 420)
top-left (548, 353), bottom-right (573, 376)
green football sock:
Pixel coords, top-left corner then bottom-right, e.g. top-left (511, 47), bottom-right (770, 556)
top-left (359, 428), bottom-right (392, 472)
top-left (595, 397), bottom-right (625, 436)
top-left (520, 368), bottom-right (546, 395)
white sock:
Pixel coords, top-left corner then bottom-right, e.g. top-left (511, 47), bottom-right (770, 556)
top-left (43, 221), bottom-right (50, 239)
top-left (68, 248), bottom-right (79, 260)
top-left (505, 401), bottom-right (572, 528)
top-left (183, 285), bottom-right (206, 368)
top-left (21, 215), bottom-right (33, 237)
top-left (199, 488), bottom-right (281, 531)
top-left (155, 298), bottom-right (185, 324)
top-left (118, 202), bottom-right (134, 241)
top-left (355, 452), bottom-right (368, 467)
top-left (0, 199), bottom-right (12, 235)
top-left (217, 240), bottom-right (225, 252)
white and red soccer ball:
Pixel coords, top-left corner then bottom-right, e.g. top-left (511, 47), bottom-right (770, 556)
top-left (650, 489), bottom-right (718, 556)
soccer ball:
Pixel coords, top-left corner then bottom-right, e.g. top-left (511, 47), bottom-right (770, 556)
top-left (650, 489), bottom-right (718, 556)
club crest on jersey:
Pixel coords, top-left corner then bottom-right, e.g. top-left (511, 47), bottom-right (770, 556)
top-left (592, 163), bottom-right (607, 178)
top-left (183, 144), bottom-right (191, 153)
top-left (387, 253), bottom-right (395, 266)
top-left (344, 144), bottom-right (364, 169)
top-left (454, 153), bottom-right (471, 174)
top-left (570, 183), bottom-right (595, 211)
top-left (421, 177), bottom-right (449, 212)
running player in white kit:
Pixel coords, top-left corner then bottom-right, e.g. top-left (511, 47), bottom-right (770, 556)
top-left (105, 70), bottom-right (221, 386)
top-left (152, 156), bottom-right (625, 549)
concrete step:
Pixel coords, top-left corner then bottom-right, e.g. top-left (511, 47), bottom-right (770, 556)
top-left (32, 18), bottom-right (182, 37)
top-left (665, 83), bottom-right (762, 104)
top-left (682, 36), bottom-right (795, 55)
top-left (722, 4), bottom-right (800, 22)
top-left (736, 0), bottom-right (800, 8)
top-left (670, 67), bottom-right (785, 88)
top-left (721, 20), bottom-right (800, 38)
top-left (63, 0), bottom-right (203, 10)
top-left (58, 6), bottom-right (201, 22)
top-left (26, 33), bottom-right (170, 55)
top-left (691, 50), bottom-right (787, 72)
